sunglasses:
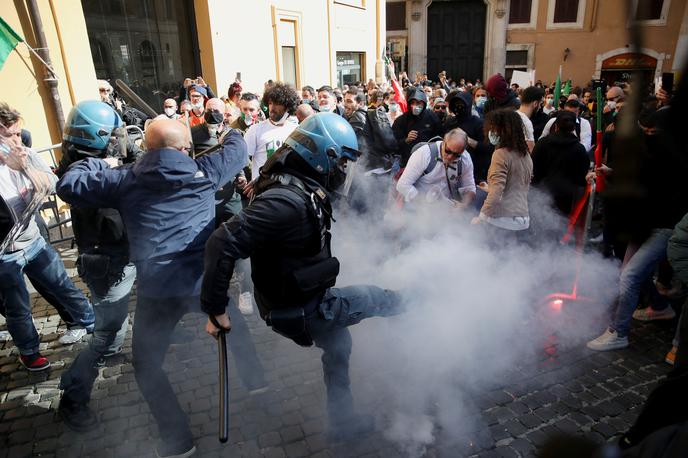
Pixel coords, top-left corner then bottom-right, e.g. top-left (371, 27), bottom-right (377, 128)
top-left (444, 146), bottom-right (462, 157)
top-left (434, 105), bottom-right (447, 110)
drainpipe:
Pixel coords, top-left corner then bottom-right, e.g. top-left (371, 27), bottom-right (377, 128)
top-left (26, 0), bottom-right (65, 133)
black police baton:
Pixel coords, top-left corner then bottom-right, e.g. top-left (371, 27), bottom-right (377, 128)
top-left (210, 315), bottom-right (230, 443)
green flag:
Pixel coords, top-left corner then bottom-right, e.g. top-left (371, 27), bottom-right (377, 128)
top-left (553, 65), bottom-right (562, 108)
top-left (0, 17), bottom-right (23, 71)
top-left (563, 79), bottom-right (572, 97)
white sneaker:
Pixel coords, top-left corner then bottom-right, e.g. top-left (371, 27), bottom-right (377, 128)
top-left (238, 292), bottom-right (254, 315)
top-left (632, 307), bottom-right (676, 321)
top-left (587, 328), bottom-right (629, 351)
top-left (59, 327), bottom-right (87, 345)
top-left (0, 330), bottom-right (11, 342)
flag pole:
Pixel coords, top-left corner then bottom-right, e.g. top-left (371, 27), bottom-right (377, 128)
top-left (20, 42), bottom-right (58, 79)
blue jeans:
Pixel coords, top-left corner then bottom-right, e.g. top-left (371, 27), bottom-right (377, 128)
top-left (0, 237), bottom-right (94, 355)
top-left (306, 285), bottom-right (401, 421)
top-left (611, 229), bottom-right (673, 337)
top-left (60, 263), bottom-right (136, 403)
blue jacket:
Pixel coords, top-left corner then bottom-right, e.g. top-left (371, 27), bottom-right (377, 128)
top-left (56, 129), bottom-right (248, 298)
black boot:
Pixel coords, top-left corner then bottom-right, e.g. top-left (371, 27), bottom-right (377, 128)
top-left (58, 396), bottom-right (99, 432)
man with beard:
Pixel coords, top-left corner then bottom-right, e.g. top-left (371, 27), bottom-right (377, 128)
top-left (201, 112), bottom-right (403, 441)
top-left (443, 90), bottom-right (493, 183)
top-left (243, 83), bottom-right (299, 197)
top-left (392, 87), bottom-right (443, 166)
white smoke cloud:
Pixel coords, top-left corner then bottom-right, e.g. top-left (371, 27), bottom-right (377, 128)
top-left (330, 175), bottom-right (618, 456)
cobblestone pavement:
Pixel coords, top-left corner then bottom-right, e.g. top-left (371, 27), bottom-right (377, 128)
top-left (0, 244), bottom-right (679, 458)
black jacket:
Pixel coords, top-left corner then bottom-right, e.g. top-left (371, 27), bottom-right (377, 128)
top-left (443, 90), bottom-right (494, 182)
top-left (366, 107), bottom-right (398, 169)
top-left (201, 167), bottom-right (334, 319)
top-left (392, 88), bottom-right (443, 166)
top-left (532, 132), bottom-right (590, 215)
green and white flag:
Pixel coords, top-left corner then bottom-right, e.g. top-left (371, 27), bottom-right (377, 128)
top-left (0, 17), bottom-right (23, 71)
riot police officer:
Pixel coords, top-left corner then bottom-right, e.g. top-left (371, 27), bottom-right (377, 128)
top-left (201, 112), bottom-right (402, 440)
top-left (57, 101), bottom-right (140, 431)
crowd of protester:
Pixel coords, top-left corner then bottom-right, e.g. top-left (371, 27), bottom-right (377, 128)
top-left (1, 60), bottom-right (687, 457)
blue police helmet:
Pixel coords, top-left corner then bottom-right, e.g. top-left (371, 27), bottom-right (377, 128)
top-left (63, 100), bottom-right (123, 152)
top-left (284, 112), bottom-right (360, 176)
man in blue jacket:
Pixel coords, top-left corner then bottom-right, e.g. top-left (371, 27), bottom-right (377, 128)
top-left (57, 119), bottom-right (248, 458)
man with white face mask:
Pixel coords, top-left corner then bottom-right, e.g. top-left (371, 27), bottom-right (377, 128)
top-left (229, 93), bottom-right (261, 135)
top-left (244, 82), bottom-right (299, 188)
top-left (391, 87), bottom-right (443, 166)
top-left (187, 85), bottom-right (208, 128)
top-left (162, 99), bottom-right (180, 120)
top-left (317, 85), bottom-right (346, 117)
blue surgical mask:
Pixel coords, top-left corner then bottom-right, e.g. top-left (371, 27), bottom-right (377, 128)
top-left (476, 96), bottom-right (487, 108)
top-left (488, 130), bottom-right (500, 146)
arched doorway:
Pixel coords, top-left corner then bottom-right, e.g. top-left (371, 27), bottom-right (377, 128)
top-left (426, 0), bottom-right (486, 82)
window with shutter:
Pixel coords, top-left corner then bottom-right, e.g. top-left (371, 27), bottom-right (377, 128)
top-left (509, 0), bottom-right (533, 24)
top-left (553, 0), bottom-right (580, 23)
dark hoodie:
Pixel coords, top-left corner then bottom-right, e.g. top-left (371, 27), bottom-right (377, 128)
top-left (56, 129), bottom-right (248, 298)
top-left (532, 131), bottom-right (590, 215)
top-left (443, 90), bottom-right (494, 182)
top-left (392, 87), bottom-right (443, 166)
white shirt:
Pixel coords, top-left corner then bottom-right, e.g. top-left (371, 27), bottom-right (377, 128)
top-left (396, 141), bottom-right (476, 204)
top-left (245, 119), bottom-right (298, 178)
top-left (517, 110), bottom-right (534, 143)
top-left (0, 165), bottom-right (31, 218)
top-left (539, 116), bottom-right (592, 151)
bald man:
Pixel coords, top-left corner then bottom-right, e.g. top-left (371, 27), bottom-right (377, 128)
top-left (56, 118), bottom-right (247, 458)
top-left (295, 102), bottom-right (315, 124)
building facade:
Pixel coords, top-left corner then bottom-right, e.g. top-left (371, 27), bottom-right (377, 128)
top-left (387, 0), bottom-right (687, 87)
top-left (1, 0), bottom-right (386, 149)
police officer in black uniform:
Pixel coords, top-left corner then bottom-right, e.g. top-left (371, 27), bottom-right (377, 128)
top-left (57, 101), bottom-right (141, 431)
top-left (201, 112), bottom-right (402, 440)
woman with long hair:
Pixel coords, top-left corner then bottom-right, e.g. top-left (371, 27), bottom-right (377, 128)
top-left (473, 108), bottom-right (533, 242)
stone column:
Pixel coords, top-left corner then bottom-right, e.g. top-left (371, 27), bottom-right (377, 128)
top-left (483, 0), bottom-right (508, 79)
top-left (407, 0), bottom-right (429, 77)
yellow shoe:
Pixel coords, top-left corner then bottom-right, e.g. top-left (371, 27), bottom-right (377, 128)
top-left (665, 346), bottom-right (678, 365)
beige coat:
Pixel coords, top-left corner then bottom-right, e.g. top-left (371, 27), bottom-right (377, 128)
top-left (481, 147), bottom-right (533, 218)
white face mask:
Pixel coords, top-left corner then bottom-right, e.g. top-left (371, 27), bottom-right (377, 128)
top-left (164, 107), bottom-right (176, 117)
top-left (192, 101), bottom-right (203, 110)
top-left (411, 105), bottom-right (423, 116)
top-left (389, 104), bottom-right (399, 113)
top-left (607, 101), bottom-right (617, 111)
top-left (243, 112), bottom-right (255, 126)
top-left (271, 110), bottom-right (290, 126)
top-left (319, 101), bottom-right (332, 111)
top-left (488, 130), bottom-right (500, 146)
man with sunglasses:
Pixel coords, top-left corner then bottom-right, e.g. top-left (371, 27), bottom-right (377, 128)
top-left (432, 97), bottom-right (448, 123)
top-left (57, 118), bottom-right (247, 458)
top-left (396, 127), bottom-right (476, 210)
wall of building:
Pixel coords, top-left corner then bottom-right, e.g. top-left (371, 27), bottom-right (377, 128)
top-left (202, 0), bottom-right (383, 97)
top-left (508, 0), bottom-right (684, 86)
top-left (1, 0), bottom-right (98, 151)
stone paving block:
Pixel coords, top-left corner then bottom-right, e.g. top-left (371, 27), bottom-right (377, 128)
top-left (494, 445), bottom-right (518, 458)
top-left (596, 400), bottom-right (625, 417)
top-left (592, 422), bottom-right (617, 438)
top-left (284, 440), bottom-right (309, 457)
top-left (552, 418), bottom-right (579, 434)
top-left (280, 425), bottom-right (305, 443)
top-left (7, 443), bottom-right (33, 458)
top-left (488, 424), bottom-right (511, 442)
top-left (502, 419), bottom-right (528, 437)
top-left (518, 413), bottom-right (542, 429)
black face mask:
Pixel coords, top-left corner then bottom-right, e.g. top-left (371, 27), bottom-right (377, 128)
top-left (436, 111), bottom-right (447, 122)
top-left (204, 110), bottom-right (224, 125)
